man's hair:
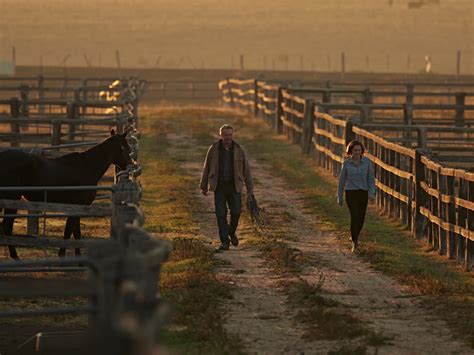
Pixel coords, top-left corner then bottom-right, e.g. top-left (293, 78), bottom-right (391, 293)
top-left (219, 124), bottom-right (234, 135)
top-left (345, 140), bottom-right (365, 156)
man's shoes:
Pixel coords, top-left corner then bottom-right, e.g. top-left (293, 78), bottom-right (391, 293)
top-left (230, 234), bottom-right (239, 247)
top-left (217, 244), bottom-right (229, 251)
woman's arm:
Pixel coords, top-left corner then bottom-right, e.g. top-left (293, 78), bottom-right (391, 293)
top-left (337, 162), bottom-right (347, 206)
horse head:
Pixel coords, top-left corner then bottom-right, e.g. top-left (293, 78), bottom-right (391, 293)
top-left (110, 129), bottom-right (132, 170)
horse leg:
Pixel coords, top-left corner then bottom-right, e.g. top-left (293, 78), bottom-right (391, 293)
top-left (72, 217), bottom-right (82, 256)
top-left (3, 209), bottom-right (19, 260)
top-left (59, 217), bottom-right (74, 257)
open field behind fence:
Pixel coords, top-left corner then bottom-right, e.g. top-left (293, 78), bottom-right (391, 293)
top-left (220, 78), bottom-right (474, 271)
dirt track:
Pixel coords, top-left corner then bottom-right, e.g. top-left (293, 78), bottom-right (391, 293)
top-left (178, 156), bottom-right (471, 354)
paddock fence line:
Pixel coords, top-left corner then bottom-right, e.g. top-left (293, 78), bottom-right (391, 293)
top-left (0, 77), bottom-right (173, 353)
top-left (219, 78), bottom-right (474, 271)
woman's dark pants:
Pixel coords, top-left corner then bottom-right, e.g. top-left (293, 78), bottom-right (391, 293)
top-left (345, 189), bottom-right (368, 243)
top-left (214, 182), bottom-right (241, 246)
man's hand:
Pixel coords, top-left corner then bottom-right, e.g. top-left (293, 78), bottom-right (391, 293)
top-left (369, 196), bottom-right (375, 203)
top-left (201, 189), bottom-right (208, 196)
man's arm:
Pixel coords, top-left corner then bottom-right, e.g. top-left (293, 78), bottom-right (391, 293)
top-left (200, 146), bottom-right (212, 194)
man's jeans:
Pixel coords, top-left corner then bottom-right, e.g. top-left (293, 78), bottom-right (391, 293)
top-left (214, 182), bottom-right (241, 245)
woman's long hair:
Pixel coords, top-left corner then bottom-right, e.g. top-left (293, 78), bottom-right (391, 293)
top-left (345, 140), bottom-right (365, 156)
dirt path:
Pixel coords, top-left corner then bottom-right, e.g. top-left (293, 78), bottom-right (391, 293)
top-left (177, 155), bottom-right (472, 354)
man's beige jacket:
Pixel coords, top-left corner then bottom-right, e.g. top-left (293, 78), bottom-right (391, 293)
top-left (200, 140), bottom-right (254, 193)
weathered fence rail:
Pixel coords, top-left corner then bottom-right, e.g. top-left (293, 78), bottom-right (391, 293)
top-left (219, 78), bottom-right (474, 271)
top-left (0, 77), bottom-right (172, 353)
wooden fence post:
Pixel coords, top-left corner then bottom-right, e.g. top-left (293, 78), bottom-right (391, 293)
top-left (344, 119), bottom-right (354, 146)
top-left (20, 85), bottom-right (29, 117)
top-left (82, 79), bottom-right (88, 102)
top-left (446, 176), bottom-right (457, 259)
top-left (253, 79), bottom-right (259, 116)
top-left (454, 92), bottom-right (465, 127)
top-left (227, 79), bottom-right (234, 108)
top-left (74, 88), bottom-right (82, 117)
top-left (359, 105), bottom-right (370, 125)
top-left (111, 176), bottom-right (142, 241)
top-left (413, 148), bottom-right (428, 239)
top-left (403, 103), bottom-right (413, 146)
top-left (456, 179), bottom-right (467, 264)
top-left (37, 75), bottom-right (45, 115)
top-left (363, 88), bottom-right (373, 122)
top-left (437, 168), bottom-right (447, 255)
top-left (466, 181), bottom-right (474, 271)
top-left (9, 98), bottom-right (20, 148)
top-left (51, 119), bottom-right (62, 146)
top-left (276, 86), bottom-right (284, 134)
top-left (405, 84), bottom-right (414, 105)
top-left (301, 99), bottom-right (314, 154)
top-left (67, 102), bottom-right (79, 141)
top-left (416, 127), bottom-right (427, 148)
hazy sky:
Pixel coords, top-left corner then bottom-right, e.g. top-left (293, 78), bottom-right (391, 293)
top-left (1, 0), bottom-right (473, 73)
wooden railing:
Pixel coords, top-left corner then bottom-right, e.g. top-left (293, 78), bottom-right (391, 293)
top-left (219, 78), bottom-right (474, 271)
top-left (0, 78), bottom-right (172, 352)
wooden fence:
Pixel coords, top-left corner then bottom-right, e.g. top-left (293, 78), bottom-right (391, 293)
top-left (0, 78), bottom-right (172, 353)
top-left (219, 78), bottom-right (474, 271)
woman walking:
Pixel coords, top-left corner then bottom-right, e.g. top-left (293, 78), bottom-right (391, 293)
top-left (337, 140), bottom-right (376, 252)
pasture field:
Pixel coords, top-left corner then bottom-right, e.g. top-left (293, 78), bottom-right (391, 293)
top-left (1, 0), bottom-right (473, 74)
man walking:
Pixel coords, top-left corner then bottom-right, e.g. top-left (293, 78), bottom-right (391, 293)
top-left (200, 124), bottom-right (254, 250)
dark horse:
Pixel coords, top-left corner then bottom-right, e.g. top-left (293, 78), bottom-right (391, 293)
top-left (0, 130), bottom-right (131, 259)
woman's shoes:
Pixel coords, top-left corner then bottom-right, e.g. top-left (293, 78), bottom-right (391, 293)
top-left (351, 241), bottom-right (359, 253)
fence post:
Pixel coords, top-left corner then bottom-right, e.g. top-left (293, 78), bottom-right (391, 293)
top-left (446, 176), bottom-right (457, 259)
top-left (413, 148), bottom-right (427, 239)
top-left (454, 92), bottom-right (465, 127)
top-left (9, 97), bottom-right (20, 148)
top-left (20, 85), bottom-right (29, 117)
top-left (111, 175), bottom-right (142, 241)
top-left (416, 127), bottom-right (427, 148)
top-left (363, 88), bottom-right (373, 122)
top-left (359, 105), bottom-right (369, 125)
top-left (37, 75), bottom-right (45, 115)
top-left (301, 99), bottom-right (314, 154)
top-left (27, 149), bottom-right (42, 236)
top-left (67, 101), bottom-right (79, 141)
top-left (226, 79), bottom-right (234, 108)
top-left (403, 103), bottom-right (413, 146)
top-left (344, 119), bottom-right (354, 146)
top-left (253, 79), bottom-right (259, 117)
top-left (405, 84), bottom-right (414, 105)
top-left (466, 181), bottom-right (474, 271)
top-left (275, 86), bottom-right (284, 134)
top-left (51, 119), bottom-right (62, 146)
top-left (74, 88), bottom-right (82, 117)
top-left (82, 79), bottom-right (88, 102)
